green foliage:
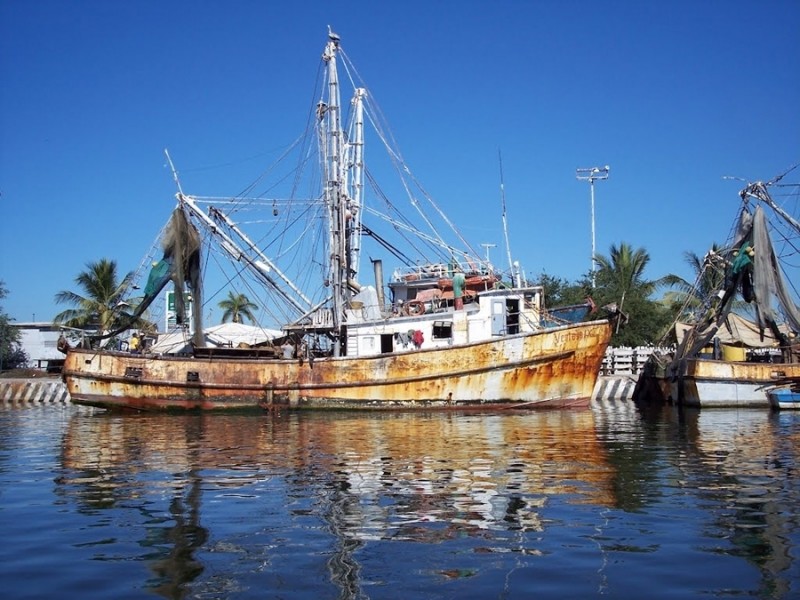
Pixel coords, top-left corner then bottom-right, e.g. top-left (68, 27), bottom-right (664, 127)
top-left (654, 244), bottom-right (750, 324)
top-left (53, 259), bottom-right (152, 334)
top-left (588, 242), bottom-right (670, 346)
top-left (594, 243), bottom-right (654, 297)
top-left (532, 243), bottom-right (678, 347)
top-left (595, 284), bottom-right (673, 347)
top-left (218, 291), bottom-right (259, 324)
top-left (0, 281), bottom-right (28, 370)
top-left (533, 272), bottom-right (592, 308)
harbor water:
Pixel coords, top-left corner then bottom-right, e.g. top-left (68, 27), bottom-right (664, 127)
top-left (0, 402), bottom-right (798, 599)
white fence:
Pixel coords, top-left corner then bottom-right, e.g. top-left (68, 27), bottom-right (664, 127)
top-left (592, 346), bottom-right (671, 402)
top-left (601, 346), bottom-right (669, 375)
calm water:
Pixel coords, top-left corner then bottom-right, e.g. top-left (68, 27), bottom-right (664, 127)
top-left (0, 403), bottom-right (797, 599)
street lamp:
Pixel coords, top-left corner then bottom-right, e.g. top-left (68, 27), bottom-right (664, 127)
top-left (576, 165), bottom-right (610, 287)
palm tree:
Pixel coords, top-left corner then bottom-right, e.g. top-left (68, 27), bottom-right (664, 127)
top-left (657, 244), bottom-right (725, 320)
top-left (593, 242), bottom-right (675, 346)
top-left (218, 291), bottom-right (259, 324)
top-left (594, 242), bottom-right (653, 299)
top-left (657, 244), bottom-right (749, 324)
top-left (54, 259), bottom-right (137, 332)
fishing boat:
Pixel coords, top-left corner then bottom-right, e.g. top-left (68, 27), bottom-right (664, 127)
top-left (766, 380), bottom-right (800, 410)
top-left (61, 29), bottom-right (614, 411)
top-left (634, 171), bottom-right (800, 408)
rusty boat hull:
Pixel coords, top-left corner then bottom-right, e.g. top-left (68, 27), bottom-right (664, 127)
top-left (63, 320), bottom-right (611, 411)
top-left (670, 357), bottom-right (800, 408)
top-left (635, 352), bottom-right (800, 408)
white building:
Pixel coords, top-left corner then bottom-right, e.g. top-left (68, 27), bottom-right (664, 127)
top-left (13, 322), bottom-right (65, 372)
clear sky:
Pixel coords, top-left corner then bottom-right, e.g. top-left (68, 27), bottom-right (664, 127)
top-left (1, 0), bottom-right (798, 324)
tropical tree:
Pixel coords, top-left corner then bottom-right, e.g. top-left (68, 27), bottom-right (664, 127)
top-left (593, 243), bottom-right (671, 346)
top-left (594, 242), bottom-right (654, 301)
top-left (0, 281), bottom-right (28, 370)
top-left (218, 291), bottom-right (259, 324)
top-left (53, 259), bottom-right (140, 332)
top-left (656, 244), bottom-right (741, 322)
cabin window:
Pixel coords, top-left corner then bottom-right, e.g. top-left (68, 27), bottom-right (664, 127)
top-left (381, 334), bottom-right (394, 353)
top-left (187, 371), bottom-right (200, 382)
top-left (433, 321), bottom-right (452, 339)
top-left (506, 299), bottom-right (520, 335)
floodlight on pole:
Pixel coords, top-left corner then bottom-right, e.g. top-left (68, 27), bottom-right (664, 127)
top-left (576, 165), bottom-right (610, 287)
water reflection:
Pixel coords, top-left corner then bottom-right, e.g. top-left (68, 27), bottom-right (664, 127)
top-left (596, 405), bottom-right (799, 598)
top-left (675, 409), bottom-right (798, 599)
top-left (47, 405), bottom-right (800, 599)
top-left (58, 409), bottom-right (616, 597)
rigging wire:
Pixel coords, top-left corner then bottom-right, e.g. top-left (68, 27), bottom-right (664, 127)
top-left (338, 46), bottom-right (483, 266)
top-left (151, 32), bottom-right (524, 337)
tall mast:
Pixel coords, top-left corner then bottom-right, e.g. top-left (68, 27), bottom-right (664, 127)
top-left (322, 28), bottom-right (348, 355)
top-left (348, 88), bottom-right (366, 279)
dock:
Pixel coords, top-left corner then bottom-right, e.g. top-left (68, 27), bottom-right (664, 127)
top-left (0, 377), bottom-right (71, 405)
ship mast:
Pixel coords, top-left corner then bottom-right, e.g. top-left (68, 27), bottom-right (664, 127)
top-left (348, 87), bottom-right (366, 279)
top-left (322, 28), bottom-right (349, 355)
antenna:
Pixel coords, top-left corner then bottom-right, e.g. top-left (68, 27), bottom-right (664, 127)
top-left (498, 149), bottom-right (519, 287)
top-left (481, 243), bottom-right (497, 266)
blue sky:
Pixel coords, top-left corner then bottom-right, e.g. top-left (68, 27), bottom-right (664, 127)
top-left (1, 0), bottom-right (798, 324)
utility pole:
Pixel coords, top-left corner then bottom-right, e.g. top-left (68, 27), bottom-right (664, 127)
top-left (576, 166), bottom-right (610, 287)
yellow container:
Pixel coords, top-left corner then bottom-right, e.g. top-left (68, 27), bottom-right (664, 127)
top-left (722, 344), bottom-right (746, 361)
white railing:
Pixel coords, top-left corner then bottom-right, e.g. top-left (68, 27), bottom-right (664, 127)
top-left (601, 346), bottom-right (672, 375)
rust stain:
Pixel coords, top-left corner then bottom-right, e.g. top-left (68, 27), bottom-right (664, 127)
top-left (63, 321), bottom-right (612, 411)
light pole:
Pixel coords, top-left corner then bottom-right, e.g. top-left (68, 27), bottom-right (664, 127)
top-left (480, 243), bottom-right (496, 269)
top-left (576, 166), bottom-right (609, 287)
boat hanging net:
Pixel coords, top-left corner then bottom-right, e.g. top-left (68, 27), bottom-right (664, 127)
top-left (162, 207), bottom-right (203, 343)
top-left (679, 196), bottom-right (800, 361)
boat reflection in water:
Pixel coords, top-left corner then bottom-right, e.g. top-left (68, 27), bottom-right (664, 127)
top-left (55, 406), bottom-right (799, 598)
top-left (59, 409), bottom-right (612, 596)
